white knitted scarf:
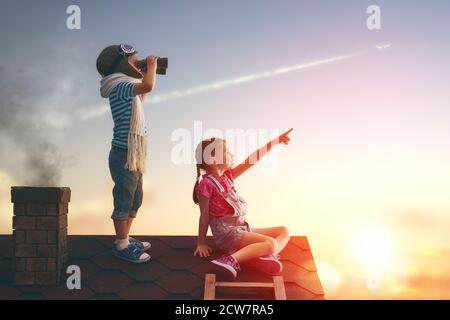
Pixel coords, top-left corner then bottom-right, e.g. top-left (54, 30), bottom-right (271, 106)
top-left (100, 73), bottom-right (147, 173)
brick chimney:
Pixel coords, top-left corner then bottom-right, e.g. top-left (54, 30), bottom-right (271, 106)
top-left (11, 187), bottom-right (70, 285)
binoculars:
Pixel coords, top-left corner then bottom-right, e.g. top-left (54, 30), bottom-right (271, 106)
top-left (136, 57), bottom-right (168, 75)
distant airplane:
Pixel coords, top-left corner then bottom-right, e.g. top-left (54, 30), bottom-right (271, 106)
top-left (376, 44), bottom-right (392, 50)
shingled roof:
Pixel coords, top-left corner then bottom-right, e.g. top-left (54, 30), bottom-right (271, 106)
top-left (0, 235), bottom-right (324, 300)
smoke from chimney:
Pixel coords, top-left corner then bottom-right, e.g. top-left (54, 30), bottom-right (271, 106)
top-left (0, 66), bottom-right (63, 186)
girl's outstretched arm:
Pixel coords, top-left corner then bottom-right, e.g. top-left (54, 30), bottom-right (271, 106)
top-left (194, 195), bottom-right (212, 257)
top-left (232, 128), bottom-right (293, 179)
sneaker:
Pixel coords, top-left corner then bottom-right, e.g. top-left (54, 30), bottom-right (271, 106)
top-left (129, 237), bottom-right (151, 251)
top-left (211, 255), bottom-right (241, 279)
top-left (114, 243), bottom-right (151, 264)
top-left (113, 237), bottom-right (151, 252)
top-left (247, 254), bottom-right (283, 275)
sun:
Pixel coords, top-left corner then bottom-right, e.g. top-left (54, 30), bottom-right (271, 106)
top-left (350, 224), bottom-right (394, 269)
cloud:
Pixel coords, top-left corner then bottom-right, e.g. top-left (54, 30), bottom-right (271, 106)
top-left (396, 267), bottom-right (450, 299)
top-left (392, 211), bottom-right (450, 234)
top-left (76, 103), bottom-right (109, 121)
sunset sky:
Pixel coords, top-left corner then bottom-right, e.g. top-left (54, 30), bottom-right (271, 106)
top-left (1, 0), bottom-right (450, 299)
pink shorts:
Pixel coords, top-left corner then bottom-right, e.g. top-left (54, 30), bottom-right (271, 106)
top-left (209, 215), bottom-right (252, 254)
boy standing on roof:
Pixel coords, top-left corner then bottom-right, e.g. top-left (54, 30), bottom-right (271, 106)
top-left (96, 43), bottom-right (158, 263)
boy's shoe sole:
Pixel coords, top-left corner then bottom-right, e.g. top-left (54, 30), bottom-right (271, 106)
top-left (211, 259), bottom-right (238, 279)
top-left (248, 257), bottom-right (283, 275)
top-left (113, 250), bottom-right (151, 264)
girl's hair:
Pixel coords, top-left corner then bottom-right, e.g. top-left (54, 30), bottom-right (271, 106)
top-left (192, 138), bottom-right (223, 204)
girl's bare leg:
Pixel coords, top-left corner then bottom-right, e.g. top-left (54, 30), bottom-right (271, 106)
top-left (252, 226), bottom-right (290, 254)
top-left (231, 232), bottom-right (278, 263)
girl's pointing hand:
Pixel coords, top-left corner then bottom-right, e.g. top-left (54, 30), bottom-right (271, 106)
top-left (275, 128), bottom-right (293, 145)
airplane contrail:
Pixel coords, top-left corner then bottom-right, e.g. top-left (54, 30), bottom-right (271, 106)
top-left (81, 49), bottom-right (378, 121)
top-left (149, 51), bottom-right (366, 104)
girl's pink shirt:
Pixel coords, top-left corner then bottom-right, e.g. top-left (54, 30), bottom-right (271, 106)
top-left (196, 170), bottom-right (235, 217)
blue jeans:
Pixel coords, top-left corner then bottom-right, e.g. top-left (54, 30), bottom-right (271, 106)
top-left (108, 145), bottom-right (143, 221)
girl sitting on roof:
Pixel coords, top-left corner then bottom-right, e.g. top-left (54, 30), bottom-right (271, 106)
top-left (193, 129), bottom-right (293, 278)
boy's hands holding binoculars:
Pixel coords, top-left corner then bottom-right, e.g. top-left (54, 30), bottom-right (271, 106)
top-left (133, 56), bottom-right (158, 95)
top-left (146, 55), bottom-right (158, 72)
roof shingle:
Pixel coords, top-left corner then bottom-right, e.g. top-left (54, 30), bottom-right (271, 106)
top-left (0, 235), bottom-right (324, 300)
